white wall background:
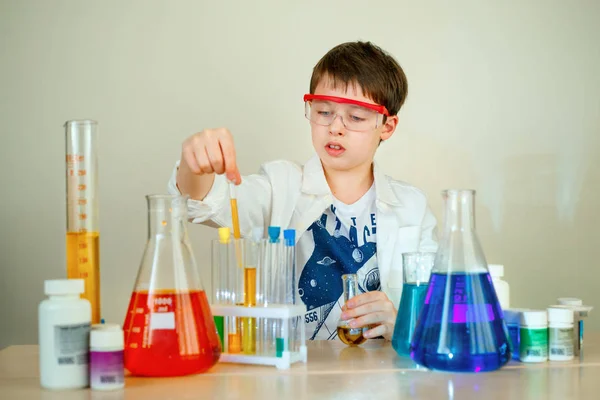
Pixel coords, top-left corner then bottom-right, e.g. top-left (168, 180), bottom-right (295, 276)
top-left (1, 0), bottom-right (598, 348)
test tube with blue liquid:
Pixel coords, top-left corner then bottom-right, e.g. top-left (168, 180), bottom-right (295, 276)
top-left (410, 189), bottom-right (511, 372)
top-left (391, 252), bottom-right (435, 356)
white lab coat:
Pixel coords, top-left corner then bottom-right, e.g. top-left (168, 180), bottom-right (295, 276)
top-left (167, 154), bottom-right (439, 308)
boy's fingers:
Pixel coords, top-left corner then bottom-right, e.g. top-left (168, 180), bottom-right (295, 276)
top-left (345, 291), bottom-right (386, 309)
top-left (205, 141), bottom-right (225, 174)
top-left (234, 170), bottom-right (242, 185)
top-left (182, 146), bottom-right (201, 174)
top-left (364, 324), bottom-right (388, 339)
top-left (342, 303), bottom-right (379, 320)
top-left (219, 136), bottom-right (240, 184)
top-left (348, 311), bottom-right (387, 328)
top-left (197, 147), bottom-right (213, 174)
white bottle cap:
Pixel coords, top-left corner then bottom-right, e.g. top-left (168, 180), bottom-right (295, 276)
top-left (44, 279), bottom-right (84, 295)
top-left (520, 310), bottom-right (547, 326)
top-left (557, 297), bottom-right (583, 306)
top-left (548, 307), bottom-right (574, 324)
top-left (503, 308), bottom-right (529, 325)
top-left (488, 264), bottom-right (504, 278)
top-left (91, 324), bottom-right (124, 350)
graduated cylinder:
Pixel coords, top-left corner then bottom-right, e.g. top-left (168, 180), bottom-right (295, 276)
top-left (65, 120), bottom-right (100, 324)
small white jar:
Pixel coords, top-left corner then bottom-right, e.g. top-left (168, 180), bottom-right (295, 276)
top-left (519, 310), bottom-right (548, 363)
top-left (90, 323), bottom-right (125, 390)
top-left (38, 279), bottom-right (91, 390)
top-left (557, 297), bottom-right (593, 356)
top-left (548, 307), bottom-right (574, 361)
top-left (488, 264), bottom-right (510, 309)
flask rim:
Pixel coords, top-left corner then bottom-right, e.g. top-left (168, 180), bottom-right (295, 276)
top-left (442, 189), bottom-right (476, 196)
top-left (145, 194), bottom-right (190, 201)
top-left (64, 119), bottom-right (98, 127)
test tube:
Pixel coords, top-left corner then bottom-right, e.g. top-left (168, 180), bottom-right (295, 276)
top-left (227, 181), bottom-right (244, 353)
top-left (242, 229), bottom-right (263, 355)
top-left (228, 236), bottom-right (243, 353)
top-left (228, 182), bottom-right (243, 265)
top-left (273, 228), bottom-right (288, 357)
top-left (211, 227), bottom-right (231, 350)
top-left (283, 229), bottom-right (298, 354)
top-left (260, 226), bottom-right (280, 356)
top-left (65, 120), bottom-right (100, 324)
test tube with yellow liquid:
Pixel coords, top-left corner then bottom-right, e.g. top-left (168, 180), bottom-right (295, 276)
top-left (229, 182), bottom-right (257, 354)
top-left (65, 120), bottom-right (101, 323)
top-left (243, 234), bottom-right (261, 355)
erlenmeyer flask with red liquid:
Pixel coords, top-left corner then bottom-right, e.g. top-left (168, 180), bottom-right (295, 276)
top-left (123, 194), bottom-right (221, 377)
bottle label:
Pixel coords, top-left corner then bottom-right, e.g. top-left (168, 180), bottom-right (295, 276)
top-left (149, 295), bottom-right (176, 330)
top-left (519, 327), bottom-right (548, 359)
top-left (549, 327), bottom-right (574, 357)
top-left (54, 323), bottom-right (91, 366)
top-left (90, 350), bottom-right (124, 387)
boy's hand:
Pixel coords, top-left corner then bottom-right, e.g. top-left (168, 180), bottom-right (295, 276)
top-left (181, 128), bottom-right (242, 184)
top-left (340, 291), bottom-right (397, 341)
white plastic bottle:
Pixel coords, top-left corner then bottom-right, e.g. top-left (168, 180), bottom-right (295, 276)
top-left (488, 264), bottom-right (510, 309)
top-left (548, 307), bottom-right (575, 361)
top-left (90, 323), bottom-right (125, 390)
top-left (38, 279), bottom-right (91, 389)
top-left (556, 297), bottom-right (593, 356)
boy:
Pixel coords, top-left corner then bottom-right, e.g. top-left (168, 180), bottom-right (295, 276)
top-left (168, 41), bottom-right (438, 341)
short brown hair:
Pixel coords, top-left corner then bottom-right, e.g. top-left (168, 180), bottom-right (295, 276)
top-left (309, 41), bottom-right (408, 116)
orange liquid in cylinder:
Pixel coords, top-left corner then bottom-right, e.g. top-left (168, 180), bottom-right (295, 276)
top-left (66, 231), bottom-right (100, 323)
top-left (123, 290), bottom-right (221, 376)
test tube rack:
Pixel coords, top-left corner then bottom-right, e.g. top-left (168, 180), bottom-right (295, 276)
top-left (211, 303), bottom-right (307, 369)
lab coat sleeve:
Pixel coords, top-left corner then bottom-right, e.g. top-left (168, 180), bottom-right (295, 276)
top-left (419, 205), bottom-right (439, 253)
top-left (167, 160), bottom-right (272, 236)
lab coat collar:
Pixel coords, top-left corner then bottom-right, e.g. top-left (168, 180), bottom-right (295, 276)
top-left (301, 154), bottom-right (402, 207)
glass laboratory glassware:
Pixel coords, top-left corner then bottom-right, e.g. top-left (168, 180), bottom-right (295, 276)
top-left (211, 227), bottom-right (232, 351)
top-left (391, 252), bottom-right (435, 356)
top-left (337, 274), bottom-right (368, 346)
top-left (410, 189), bottom-right (511, 372)
top-left (65, 120), bottom-right (101, 324)
top-left (123, 195), bottom-right (221, 376)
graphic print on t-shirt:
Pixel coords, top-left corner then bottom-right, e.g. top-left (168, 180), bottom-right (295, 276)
top-left (297, 191), bottom-right (380, 340)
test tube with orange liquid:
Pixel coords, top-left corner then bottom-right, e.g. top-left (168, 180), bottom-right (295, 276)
top-left (229, 182), bottom-right (257, 354)
top-left (65, 120), bottom-right (101, 323)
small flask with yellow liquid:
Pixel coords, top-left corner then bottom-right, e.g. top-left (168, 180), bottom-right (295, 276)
top-left (337, 274), bottom-right (368, 346)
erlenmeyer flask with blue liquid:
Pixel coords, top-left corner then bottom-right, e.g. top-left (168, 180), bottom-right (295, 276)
top-left (410, 189), bottom-right (511, 372)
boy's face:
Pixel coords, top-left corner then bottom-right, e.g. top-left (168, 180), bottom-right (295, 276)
top-left (309, 78), bottom-right (398, 175)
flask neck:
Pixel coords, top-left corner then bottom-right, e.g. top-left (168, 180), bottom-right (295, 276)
top-left (436, 189), bottom-right (488, 274)
top-left (146, 195), bottom-right (188, 237)
top-left (443, 190), bottom-right (476, 232)
top-left (342, 274), bottom-right (359, 303)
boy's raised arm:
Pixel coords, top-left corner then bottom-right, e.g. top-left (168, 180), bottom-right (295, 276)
top-left (168, 128), bottom-right (272, 235)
